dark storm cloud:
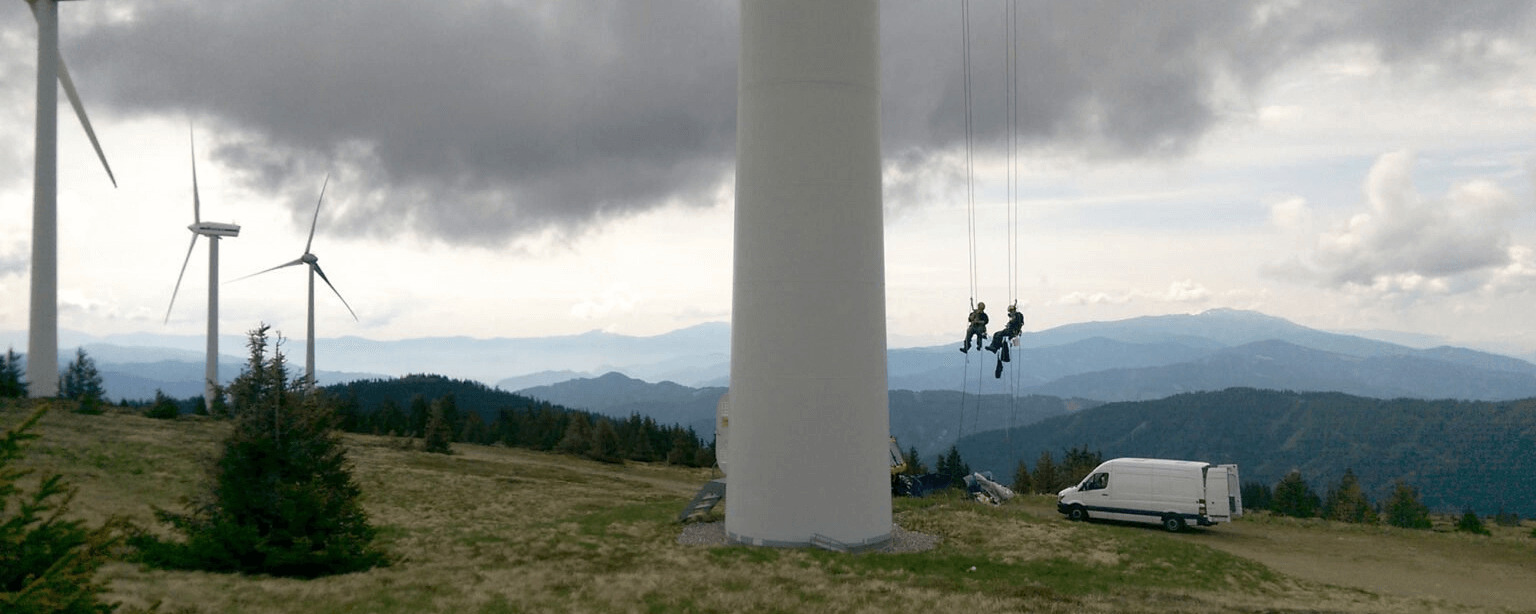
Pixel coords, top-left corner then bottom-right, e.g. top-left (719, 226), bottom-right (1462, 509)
top-left (25, 1), bottom-right (1533, 243)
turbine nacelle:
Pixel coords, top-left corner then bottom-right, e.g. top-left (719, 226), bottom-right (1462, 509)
top-left (189, 221), bottom-right (241, 237)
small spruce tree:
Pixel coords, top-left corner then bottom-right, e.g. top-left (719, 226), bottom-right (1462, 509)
top-left (421, 405), bottom-right (454, 454)
top-left (0, 347), bottom-right (26, 398)
top-left (589, 418), bottom-right (622, 463)
top-left (1, 407), bottom-right (119, 613)
top-left (1272, 470), bottom-right (1321, 518)
top-left (901, 446), bottom-right (928, 476)
top-left (1383, 480), bottom-right (1432, 529)
top-left (935, 445), bottom-right (970, 487)
top-left (1323, 469), bottom-right (1378, 524)
top-left (58, 349), bottom-right (105, 414)
top-left (134, 325), bottom-right (385, 578)
top-left (1012, 458), bottom-right (1033, 494)
top-left (1031, 451), bottom-right (1062, 495)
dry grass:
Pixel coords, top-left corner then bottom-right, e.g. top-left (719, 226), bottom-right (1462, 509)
top-left (7, 400), bottom-right (1532, 613)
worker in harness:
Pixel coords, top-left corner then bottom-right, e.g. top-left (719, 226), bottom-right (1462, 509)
top-left (986, 304), bottom-right (1024, 377)
top-left (960, 302), bottom-right (988, 353)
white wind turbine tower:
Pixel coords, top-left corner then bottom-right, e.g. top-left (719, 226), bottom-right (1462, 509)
top-left (238, 176), bottom-right (357, 388)
top-left (24, 0), bottom-right (118, 397)
top-left (164, 129), bottom-right (239, 409)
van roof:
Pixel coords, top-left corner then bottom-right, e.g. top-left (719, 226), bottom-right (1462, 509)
top-left (1101, 457), bottom-right (1211, 470)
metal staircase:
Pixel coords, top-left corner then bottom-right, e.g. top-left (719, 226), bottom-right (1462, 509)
top-left (677, 478), bottom-right (727, 522)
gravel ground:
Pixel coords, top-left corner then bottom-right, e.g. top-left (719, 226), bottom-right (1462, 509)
top-left (677, 521), bottom-right (941, 553)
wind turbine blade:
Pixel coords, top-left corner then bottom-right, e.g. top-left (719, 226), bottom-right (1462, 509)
top-left (190, 125), bottom-right (201, 223)
top-left (165, 234), bottom-right (200, 324)
top-left (311, 263), bottom-right (359, 321)
top-left (230, 258), bottom-right (306, 283)
top-left (56, 55), bottom-right (117, 188)
top-left (305, 174), bottom-right (330, 254)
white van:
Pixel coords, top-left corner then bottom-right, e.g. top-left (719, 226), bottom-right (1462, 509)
top-left (1056, 458), bottom-right (1242, 532)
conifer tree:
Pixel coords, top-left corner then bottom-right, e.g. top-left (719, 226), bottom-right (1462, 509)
top-left (935, 445), bottom-right (970, 486)
top-left (1323, 469), bottom-right (1378, 524)
top-left (1, 407), bottom-right (118, 613)
top-left (58, 349), bottom-right (105, 414)
top-left (1031, 451), bottom-right (1062, 495)
top-left (135, 325), bottom-right (385, 578)
top-left (1383, 480), bottom-right (1432, 529)
top-left (421, 405), bottom-right (453, 454)
top-left (557, 413), bottom-right (594, 456)
top-left (901, 446), bottom-right (928, 476)
top-left (0, 348), bottom-right (26, 399)
top-left (1012, 458), bottom-right (1033, 493)
top-left (589, 418), bottom-right (622, 463)
top-left (1272, 470), bottom-right (1321, 518)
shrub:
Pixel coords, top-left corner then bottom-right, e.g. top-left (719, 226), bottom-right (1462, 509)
top-left (1, 406), bottom-right (119, 613)
top-left (144, 390), bottom-right (180, 420)
top-left (133, 325), bottom-right (385, 578)
top-left (1455, 509), bottom-right (1490, 536)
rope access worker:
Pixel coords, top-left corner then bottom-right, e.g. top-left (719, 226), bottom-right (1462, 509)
top-left (959, 302), bottom-right (988, 353)
top-left (986, 304), bottom-right (1025, 378)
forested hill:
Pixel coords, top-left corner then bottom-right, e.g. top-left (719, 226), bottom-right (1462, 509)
top-left (957, 388), bottom-right (1536, 517)
top-left (324, 374), bottom-right (539, 424)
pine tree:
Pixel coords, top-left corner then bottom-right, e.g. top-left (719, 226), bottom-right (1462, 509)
top-left (901, 446), bottom-right (928, 476)
top-left (135, 324), bottom-right (385, 578)
top-left (0, 347), bottom-right (26, 399)
top-left (1012, 458), bottom-right (1033, 493)
top-left (1323, 469), bottom-right (1378, 524)
top-left (1031, 451), bottom-right (1061, 495)
top-left (1272, 470), bottom-right (1321, 518)
top-left (589, 418), bottom-right (622, 464)
top-left (557, 413), bottom-right (594, 456)
top-left (407, 394), bottom-right (430, 438)
top-left (1, 406), bottom-right (119, 613)
top-left (58, 349), bottom-right (105, 414)
top-left (935, 445), bottom-right (970, 486)
top-left (1383, 480), bottom-right (1432, 529)
top-left (421, 405), bottom-right (453, 454)
top-left (1060, 446), bottom-right (1103, 486)
top-left (1241, 481), bottom-right (1274, 511)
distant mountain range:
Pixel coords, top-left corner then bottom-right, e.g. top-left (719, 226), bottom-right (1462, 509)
top-left (514, 371), bottom-right (1094, 462)
top-left (7, 308), bottom-right (1536, 404)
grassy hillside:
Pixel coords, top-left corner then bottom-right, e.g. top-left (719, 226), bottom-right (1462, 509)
top-left (6, 399), bottom-right (1533, 613)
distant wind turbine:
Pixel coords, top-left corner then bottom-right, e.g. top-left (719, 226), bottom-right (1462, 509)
top-left (236, 176), bottom-right (357, 388)
top-left (25, 0), bottom-right (118, 398)
top-left (164, 128), bottom-right (240, 409)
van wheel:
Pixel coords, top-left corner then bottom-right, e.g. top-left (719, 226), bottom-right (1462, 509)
top-left (1161, 516), bottom-right (1185, 532)
top-left (1068, 506), bottom-right (1088, 522)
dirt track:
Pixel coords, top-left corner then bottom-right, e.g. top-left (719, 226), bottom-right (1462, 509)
top-left (1172, 518), bottom-right (1536, 612)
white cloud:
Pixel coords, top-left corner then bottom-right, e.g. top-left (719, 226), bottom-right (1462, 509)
top-left (1056, 280), bottom-right (1213, 306)
top-left (1268, 196), bottom-right (1313, 230)
top-left (1296, 150), bottom-right (1528, 291)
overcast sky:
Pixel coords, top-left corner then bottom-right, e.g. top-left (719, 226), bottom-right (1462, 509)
top-left (2, 1), bottom-right (1534, 357)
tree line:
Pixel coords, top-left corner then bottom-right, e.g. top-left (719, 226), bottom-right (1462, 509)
top-left (324, 374), bottom-right (715, 467)
top-left (1241, 469), bottom-right (1521, 534)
